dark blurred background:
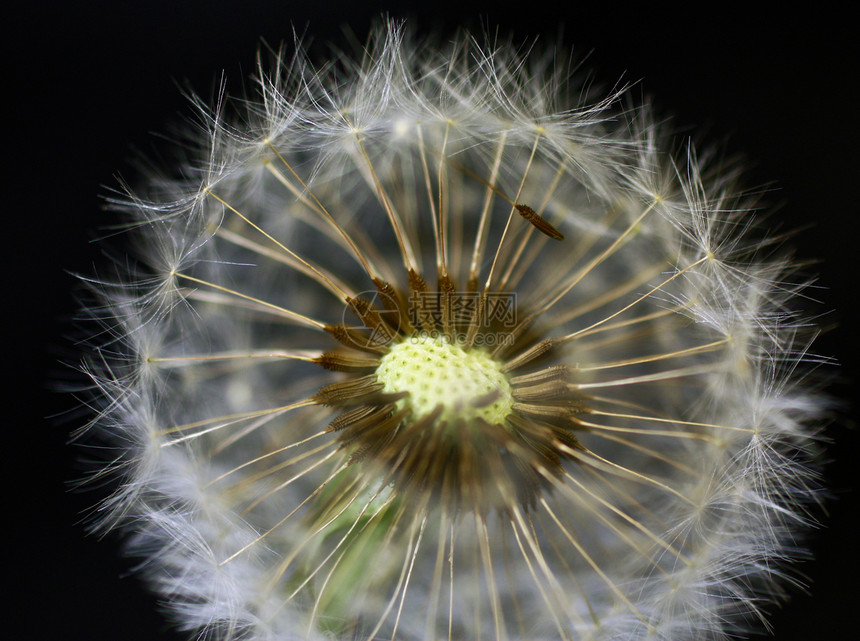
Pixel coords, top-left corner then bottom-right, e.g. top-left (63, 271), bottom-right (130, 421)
top-left (5, 2), bottom-right (857, 639)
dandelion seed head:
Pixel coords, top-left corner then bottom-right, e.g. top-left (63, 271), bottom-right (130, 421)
top-left (74, 20), bottom-right (826, 641)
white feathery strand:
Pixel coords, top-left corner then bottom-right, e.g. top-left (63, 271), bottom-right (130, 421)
top-left (484, 129), bottom-right (543, 291)
top-left (174, 272), bottom-right (328, 329)
top-left (468, 131), bottom-right (508, 283)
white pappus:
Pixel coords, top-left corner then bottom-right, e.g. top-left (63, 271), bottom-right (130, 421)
top-left (74, 21), bottom-right (827, 641)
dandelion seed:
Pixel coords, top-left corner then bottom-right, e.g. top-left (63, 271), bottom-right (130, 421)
top-left (75, 22), bottom-right (825, 641)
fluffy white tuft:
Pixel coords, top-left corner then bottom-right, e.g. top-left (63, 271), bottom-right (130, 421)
top-left (74, 21), bottom-right (826, 641)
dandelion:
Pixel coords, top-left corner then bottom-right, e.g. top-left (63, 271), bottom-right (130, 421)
top-left (76, 22), bottom-right (825, 641)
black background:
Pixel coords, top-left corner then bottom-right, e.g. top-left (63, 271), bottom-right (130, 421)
top-left (6, 2), bottom-right (858, 639)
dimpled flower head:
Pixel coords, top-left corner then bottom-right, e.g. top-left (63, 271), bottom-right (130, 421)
top-left (77, 22), bottom-right (825, 641)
